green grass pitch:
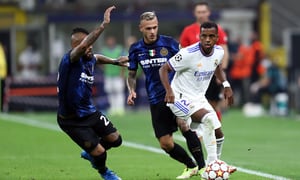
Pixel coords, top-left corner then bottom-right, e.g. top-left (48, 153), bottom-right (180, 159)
top-left (0, 109), bottom-right (299, 179)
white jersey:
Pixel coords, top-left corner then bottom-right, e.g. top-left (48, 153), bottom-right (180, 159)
top-left (168, 42), bottom-right (224, 99)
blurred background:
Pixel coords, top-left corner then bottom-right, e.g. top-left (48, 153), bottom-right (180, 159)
top-left (0, 0), bottom-right (300, 117)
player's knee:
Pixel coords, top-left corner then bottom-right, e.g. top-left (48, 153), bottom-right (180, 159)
top-left (202, 112), bottom-right (221, 130)
top-left (90, 144), bottom-right (105, 156)
top-left (159, 136), bottom-right (174, 152)
top-left (110, 135), bottom-right (122, 148)
top-left (177, 119), bottom-right (189, 132)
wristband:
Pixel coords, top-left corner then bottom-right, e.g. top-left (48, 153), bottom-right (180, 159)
top-left (222, 81), bottom-right (231, 88)
top-left (113, 60), bottom-right (119, 65)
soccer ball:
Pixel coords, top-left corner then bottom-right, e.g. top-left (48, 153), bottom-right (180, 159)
top-left (202, 160), bottom-right (230, 180)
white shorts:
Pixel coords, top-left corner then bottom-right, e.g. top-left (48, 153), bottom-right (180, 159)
top-left (167, 94), bottom-right (221, 136)
top-left (167, 95), bottom-right (214, 120)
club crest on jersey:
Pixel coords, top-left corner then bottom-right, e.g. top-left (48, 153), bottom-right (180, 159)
top-left (160, 47), bottom-right (168, 56)
top-left (149, 49), bottom-right (156, 57)
top-left (214, 59), bottom-right (218, 67)
top-left (174, 54), bottom-right (182, 61)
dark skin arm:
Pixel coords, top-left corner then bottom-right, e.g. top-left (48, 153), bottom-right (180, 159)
top-left (214, 65), bottom-right (234, 106)
top-left (127, 70), bottom-right (137, 105)
top-left (159, 62), bottom-right (175, 103)
top-left (70, 6), bottom-right (116, 63)
top-left (94, 54), bottom-right (129, 67)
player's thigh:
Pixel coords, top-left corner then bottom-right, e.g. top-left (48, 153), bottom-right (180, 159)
top-left (150, 101), bottom-right (177, 139)
top-left (90, 111), bottom-right (118, 139)
top-left (60, 125), bottom-right (99, 153)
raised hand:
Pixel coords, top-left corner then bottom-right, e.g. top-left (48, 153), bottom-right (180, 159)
top-left (103, 6), bottom-right (116, 26)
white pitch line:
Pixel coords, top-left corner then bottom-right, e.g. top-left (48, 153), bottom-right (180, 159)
top-left (0, 113), bottom-right (291, 180)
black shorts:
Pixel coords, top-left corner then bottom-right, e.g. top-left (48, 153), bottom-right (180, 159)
top-left (150, 101), bottom-right (177, 138)
top-left (205, 75), bottom-right (222, 101)
top-left (57, 111), bottom-right (117, 153)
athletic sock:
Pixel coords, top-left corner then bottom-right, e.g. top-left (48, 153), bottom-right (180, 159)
top-left (216, 137), bottom-right (224, 159)
top-left (201, 113), bottom-right (218, 164)
top-left (92, 151), bottom-right (107, 174)
top-left (167, 143), bottom-right (196, 168)
top-left (182, 129), bottom-right (206, 168)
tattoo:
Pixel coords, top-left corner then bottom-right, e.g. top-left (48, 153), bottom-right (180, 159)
top-left (127, 71), bottom-right (137, 92)
top-left (84, 26), bottom-right (104, 46)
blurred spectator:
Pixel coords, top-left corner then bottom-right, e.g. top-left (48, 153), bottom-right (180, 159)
top-left (0, 42), bottom-right (7, 112)
top-left (229, 37), bottom-right (252, 106)
top-left (101, 35), bottom-right (126, 116)
top-left (50, 35), bottom-right (65, 73)
top-left (249, 31), bottom-right (265, 84)
top-left (244, 55), bottom-right (288, 116)
top-left (18, 41), bottom-right (42, 80)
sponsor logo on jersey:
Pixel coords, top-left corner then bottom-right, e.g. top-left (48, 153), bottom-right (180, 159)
top-left (149, 49), bottom-right (156, 57)
top-left (79, 72), bottom-right (94, 84)
top-left (160, 47), bottom-right (168, 56)
top-left (140, 58), bottom-right (168, 68)
top-left (194, 70), bottom-right (214, 81)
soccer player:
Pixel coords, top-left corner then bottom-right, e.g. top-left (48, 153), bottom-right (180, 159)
top-left (180, 1), bottom-right (229, 162)
top-left (127, 11), bottom-right (206, 179)
top-left (57, 6), bottom-right (128, 180)
top-left (159, 21), bottom-right (233, 175)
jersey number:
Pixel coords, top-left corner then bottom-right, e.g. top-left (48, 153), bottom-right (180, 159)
top-left (100, 115), bottom-right (110, 126)
top-left (180, 99), bottom-right (190, 106)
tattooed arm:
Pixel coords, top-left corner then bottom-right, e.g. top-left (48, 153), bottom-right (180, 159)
top-left (70, 6), bottom-right (116, 63)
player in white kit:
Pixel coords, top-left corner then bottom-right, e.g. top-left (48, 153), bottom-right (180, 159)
top-left (159, 21), bottom-right (234, 166)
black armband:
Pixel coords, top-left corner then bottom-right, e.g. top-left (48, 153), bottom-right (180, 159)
top-left (113, 60), bottom-right (119, 65)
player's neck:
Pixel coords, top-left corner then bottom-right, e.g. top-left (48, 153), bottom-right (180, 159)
top-left (200, 45), bottom-right (214, 57)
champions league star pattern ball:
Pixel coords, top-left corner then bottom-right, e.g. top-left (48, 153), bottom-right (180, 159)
top-left (202, 160), bottom-right (230, 180)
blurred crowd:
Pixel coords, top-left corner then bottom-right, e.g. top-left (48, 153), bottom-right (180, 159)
top-left (0, 31), bottom-right (289, 116)
top-left (227, 31), bottom-right (288, 116)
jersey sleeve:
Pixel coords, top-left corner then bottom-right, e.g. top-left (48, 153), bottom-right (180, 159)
top-left (215, 45), bottom-right (225, 65)
top-left (217, 25), bottom-right (228, 45)
top-left (128, 45), bottom-right (138, 71)
top-left (168, 49), bottom-right (189, 72)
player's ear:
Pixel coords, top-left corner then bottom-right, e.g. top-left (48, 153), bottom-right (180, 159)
top-left (139, 23), bottom-right (143, 32)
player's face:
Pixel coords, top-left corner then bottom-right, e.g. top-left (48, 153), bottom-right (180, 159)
top-left (194, 5), bottom-right (210, 24)
top-left (200, 27), bottom-right (218, 52)
top-left (139, 17), bottom-right (158, 44)
top-left (84, 44), bottom-right (93, 59)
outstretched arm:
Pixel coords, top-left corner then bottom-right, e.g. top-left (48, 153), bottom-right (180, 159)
top-left (94, 54), bottom-right (128, 67)
top-left (159, 63), bottom-right (175, 103)
top-left (127, 70), bottom-right (137, 105)
top-left (70, 6), bottom-right (116, 63)
top-left (214, 65), bottom-right (234, 106)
